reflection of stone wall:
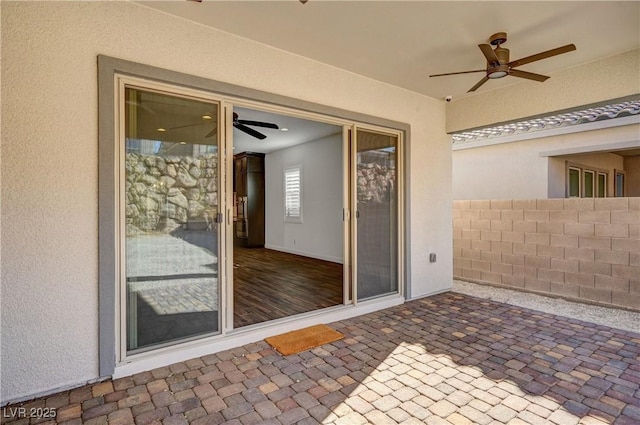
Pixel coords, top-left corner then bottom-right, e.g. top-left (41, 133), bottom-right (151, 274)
top-left (358, 163), bottom-right (395, 203)
top-left (126, 153), bottom-right (217, 235)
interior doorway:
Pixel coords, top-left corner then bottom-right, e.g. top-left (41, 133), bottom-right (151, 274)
top-left (230, 106), bottom-right (345, 328)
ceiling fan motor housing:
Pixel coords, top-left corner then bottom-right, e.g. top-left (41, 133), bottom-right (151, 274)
top-left (487, 45), bottom-right (510, 78)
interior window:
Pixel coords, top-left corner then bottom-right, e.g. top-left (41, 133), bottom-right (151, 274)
top-left (284, 166), bottom-right (302, 223)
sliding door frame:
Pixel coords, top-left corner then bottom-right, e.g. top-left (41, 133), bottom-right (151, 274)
top-left (98, 55), bottom-right (410, 377)
top-left (350, 125), bottom-right (405, 304)
top-left (114, 74), bottom-right (229, 362)
top-left (221, 100), bottom-right (354, 331)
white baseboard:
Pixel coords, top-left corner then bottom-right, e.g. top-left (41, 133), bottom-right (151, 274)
top-left (264, 244), bottom-right (343, 264)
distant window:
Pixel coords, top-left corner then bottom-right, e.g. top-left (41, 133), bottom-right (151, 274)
top-left (284, 166), bottom-right (302, 223)
top-left (615, 170), bottom-right (626, 197)
top-left (568, 167), bottom-right (581, 197)
top-left (566, 162), bottom-right (607, 198)
top-left (597, 173), bottom-right (607, 198)
top-left (584, 170), bottom-right (595, 198)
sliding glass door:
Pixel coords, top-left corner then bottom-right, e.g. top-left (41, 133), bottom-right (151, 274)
top-left (123, 86), bottom-right (221, 352)
top-left (354, 128), bottom-right (400, 300)
top-left (113, 76), bottom-right (403, 362)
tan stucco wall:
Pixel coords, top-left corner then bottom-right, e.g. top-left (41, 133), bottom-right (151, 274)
top-left (1, 2), bottom-right (451, 402)
top-left (625, 157), bottom-right (640, 197)
top-left (446, 49), bottom-right (640, 133)
top-left (452, 123), bottom-right (640, 200)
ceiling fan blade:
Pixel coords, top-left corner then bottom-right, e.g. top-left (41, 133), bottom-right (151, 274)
top-left (509, 69), bottom-right (549, 82)
top-left (234, 123), bottom-right (267, 140)
top-left (205, 127), bottom-right (217, 138)
top-left (167, 122), bottom-right (207, 131)
top-left (468, 76), bottom-right (489, 92)
top-left (509, 44), bottom-right (576, 68)
top-left (125, 100), bottom-right (157, 116)
top-left (478, 44), bottom-right (500, 66)
top-left (429, 69), bottom-right (486, 77)
top-left (237, 120), bottom-right (279, 129)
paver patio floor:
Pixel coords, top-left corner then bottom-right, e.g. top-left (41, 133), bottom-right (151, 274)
top-left (3, 291), bottom-right (639, 424)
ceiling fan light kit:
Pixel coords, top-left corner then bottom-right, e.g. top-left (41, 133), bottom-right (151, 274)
top-left (430, 32), bottom-right (576, 93)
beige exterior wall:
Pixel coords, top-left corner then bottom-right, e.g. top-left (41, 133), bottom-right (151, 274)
top-left (453, 198), bottom-right (640, 311)
top-left (446, 49), bottom-right (640, 133)
top-left (1, 2), bottom-right (451, 402)
top-left (625, 157), bottom-right (640, 197)
top-left (452, 123), bottom-right (639, 200)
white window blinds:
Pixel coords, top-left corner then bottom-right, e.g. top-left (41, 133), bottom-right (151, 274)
top-left (284, 166), bottom-right (302, 222)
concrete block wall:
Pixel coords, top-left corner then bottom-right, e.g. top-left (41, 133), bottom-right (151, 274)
top-left (453, 198), bottom-right (640, 311)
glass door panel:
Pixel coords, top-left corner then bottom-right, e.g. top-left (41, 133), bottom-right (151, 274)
top-left (124, 87), bottom-right (221, 352)
top-left (355, 129), bottom-right (398, 300)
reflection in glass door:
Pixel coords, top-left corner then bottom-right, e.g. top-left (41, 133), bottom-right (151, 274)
top-left (355, 129), bottom-right (399, 300)
top-left (123, 87), bottom-right (221, 352)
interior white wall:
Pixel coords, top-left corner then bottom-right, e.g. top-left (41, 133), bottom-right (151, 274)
top-left (265, 134), bottom-right (343, 263)
top-left (452, 123), bottom-right (639, 200)
top-left (0, 2), bottom-right (450, 402)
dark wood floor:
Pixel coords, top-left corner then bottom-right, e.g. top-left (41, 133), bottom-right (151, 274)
top-left (233, 247), bottom-right (343, 328)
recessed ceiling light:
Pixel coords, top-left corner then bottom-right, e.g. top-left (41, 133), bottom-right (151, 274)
top-left (157, 128), bottom-right (166, 132)
top-left (202, 115), bottom-right (212, 120)
top-left (179, 141), bottom-right (186, 145)
top-left (280, 128), bottom-right (289, 132)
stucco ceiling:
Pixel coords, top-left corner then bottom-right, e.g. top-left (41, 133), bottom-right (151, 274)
top-left (138, 1), bottom-right (639, 101)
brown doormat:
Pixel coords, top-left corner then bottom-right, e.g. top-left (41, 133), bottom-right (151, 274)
top-left (265, 324), bottom-right (344, 356)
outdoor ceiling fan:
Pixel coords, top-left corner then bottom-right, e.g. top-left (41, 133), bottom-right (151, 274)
top-left (429, 32), bottom-right (576, 92)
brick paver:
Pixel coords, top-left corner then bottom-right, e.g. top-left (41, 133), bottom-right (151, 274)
top-left (2, 292), bottom-right (639, 424)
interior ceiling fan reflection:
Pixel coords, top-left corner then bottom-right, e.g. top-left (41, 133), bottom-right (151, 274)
top-left (225, 112), bottom-right (279, 140)
top-left (429, 32), bottom-right (576, 92)
top-left (165, 112), bottom-right (279, 139)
